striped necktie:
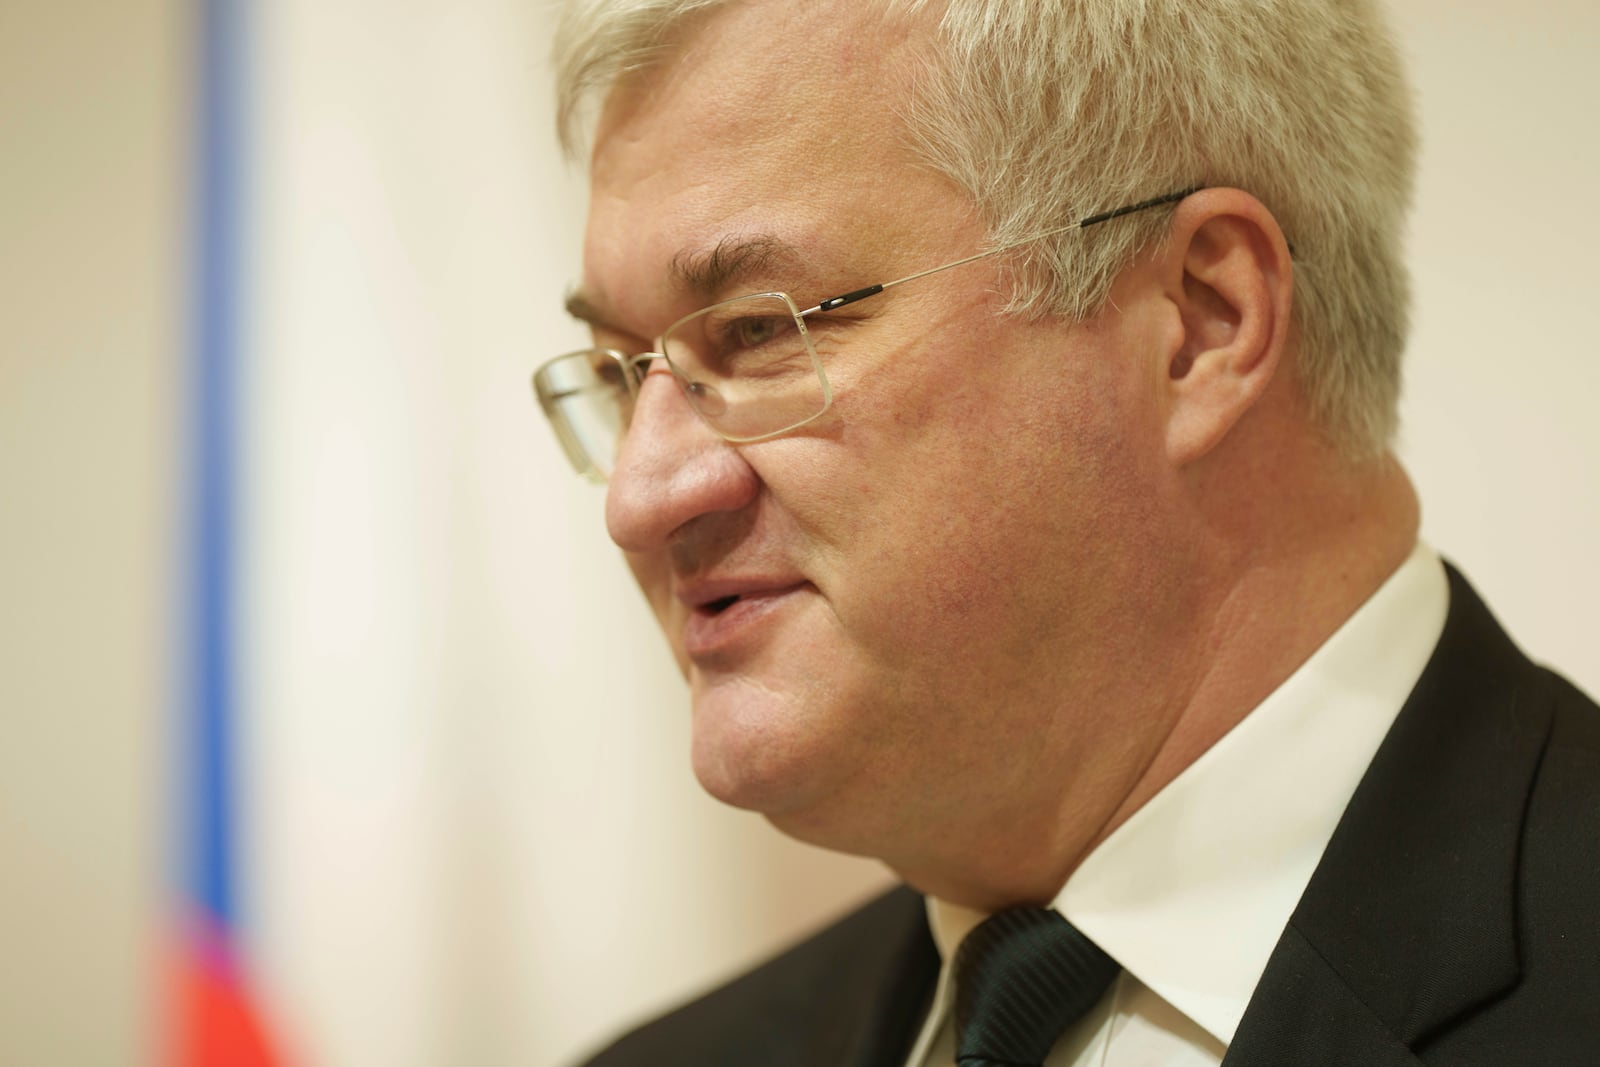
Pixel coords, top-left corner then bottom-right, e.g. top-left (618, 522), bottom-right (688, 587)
top-left (953, 907), bottom-right (1120, 1067)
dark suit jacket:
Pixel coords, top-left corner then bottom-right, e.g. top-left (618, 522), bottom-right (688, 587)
top-left (581, 569), bottom-right (1600, 1065)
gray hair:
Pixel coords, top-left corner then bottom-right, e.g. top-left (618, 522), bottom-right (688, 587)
top-left (554, 0), bottom-right (1417, 456)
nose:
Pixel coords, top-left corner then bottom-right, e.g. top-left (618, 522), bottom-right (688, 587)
top-left (605, 368), bottom-right (759, 554)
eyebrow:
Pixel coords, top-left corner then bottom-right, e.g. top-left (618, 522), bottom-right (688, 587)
top-left (563, 289), bottom-right (619, 332)
top-left (668, 233), bottom-right (805, 299)
top-left (563, 233), bottom-right (809, 335)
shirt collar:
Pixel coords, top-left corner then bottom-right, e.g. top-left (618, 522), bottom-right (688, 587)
top-left (927, 543), bottom-right (1448, 1045)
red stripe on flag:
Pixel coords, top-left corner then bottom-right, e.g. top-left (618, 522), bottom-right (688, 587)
top-left (174, 914), bottom-right (289, 1067)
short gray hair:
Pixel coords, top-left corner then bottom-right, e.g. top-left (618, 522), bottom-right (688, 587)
top-left (554, 0), bottom-right (1417, 456)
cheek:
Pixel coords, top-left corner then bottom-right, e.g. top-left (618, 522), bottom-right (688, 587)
top-left (829, 315), bottom-right (1119, 518)
top-left (803, 314), bottom-right (1157, 650)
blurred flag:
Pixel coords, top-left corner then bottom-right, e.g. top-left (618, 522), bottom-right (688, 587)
top-left (174, 0), bottom-right (287, 1064)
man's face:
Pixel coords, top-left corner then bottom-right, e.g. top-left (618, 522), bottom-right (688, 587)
top-left (576, 1), bottom-right (1185, 871)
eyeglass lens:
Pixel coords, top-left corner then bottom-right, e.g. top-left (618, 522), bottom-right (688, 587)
top-left (534, 351), bottom-right (633, 480)
top-left (660, 293), bottom-right (827, 442)
top-left (537, 293), bottom-right (830, 479)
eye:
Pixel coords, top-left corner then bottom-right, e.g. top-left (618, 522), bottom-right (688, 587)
top-left (663, 295), bottom-right (807, 377)
top-left (728, 315), bottom-right (787, 349)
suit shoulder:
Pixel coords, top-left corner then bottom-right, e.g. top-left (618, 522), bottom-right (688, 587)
top-left (1536, 664), bottom-right (1600, 750)
top-left (577, 885), bottom-right (936, 1067)
top-left (1421, 664), bottom-right (1600, 1058)
top-left (1523, 663), bottom-right (1600, 869)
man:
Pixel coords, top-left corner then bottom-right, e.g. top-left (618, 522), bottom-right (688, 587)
top-left (533, 0), bottom-right (1600, 1063)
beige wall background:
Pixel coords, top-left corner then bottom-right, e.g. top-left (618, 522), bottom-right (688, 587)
top-left (0, 3), bottom-right (1594, 1066)
top-left (1, 0), bottom-right (178, 1064)
top-left (1395, 0), bottom-right (1600, 686)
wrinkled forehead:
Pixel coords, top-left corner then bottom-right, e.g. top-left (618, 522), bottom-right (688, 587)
top-left (581, 0), bottom-right (957, 329)
top-left (592, 0), bottom-right (933, 158)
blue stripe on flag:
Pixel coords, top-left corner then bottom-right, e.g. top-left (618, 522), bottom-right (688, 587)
top-left (187, 0), bottom-right (246, 929)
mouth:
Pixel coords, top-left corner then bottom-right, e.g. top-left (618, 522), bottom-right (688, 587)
top-left (681, 582), bottom-right (809, 660)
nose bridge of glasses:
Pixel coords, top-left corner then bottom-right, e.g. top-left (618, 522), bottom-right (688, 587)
top-left (627, 347), bottom-right (719, 428)
top-left (631, 349), bottom-right (718, 420)
top-left (627, 349), bottom-right (668, 382)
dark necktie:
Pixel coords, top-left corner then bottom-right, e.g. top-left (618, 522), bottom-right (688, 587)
top-left (953, 907), bottom-right (1121, 1067)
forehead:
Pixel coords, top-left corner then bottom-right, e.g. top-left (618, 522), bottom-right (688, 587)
top-left (581, 0), bottom-right (956, 326)
top-left (595, 0), bottom-right (927, 170)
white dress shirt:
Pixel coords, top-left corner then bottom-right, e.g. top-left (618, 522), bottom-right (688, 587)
top-left (904, 544), bottom-right (1449, 1067)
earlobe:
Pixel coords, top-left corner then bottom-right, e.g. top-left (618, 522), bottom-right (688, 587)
top-left (1160, 190), bottom-right (1293, 467)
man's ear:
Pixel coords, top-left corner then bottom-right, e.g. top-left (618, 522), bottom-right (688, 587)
top-left (1157, 189), bottom-right (1294, 467)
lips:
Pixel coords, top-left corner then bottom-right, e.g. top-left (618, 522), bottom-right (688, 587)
top-left (679, 580), bottom-right (810, 660)
top-left (677, 576), bottom-right (806, 614)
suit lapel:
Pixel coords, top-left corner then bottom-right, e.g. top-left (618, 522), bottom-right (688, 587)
top-left (1227, 566), bottom-right (1553, 1063)
top-left (772, 887), bottom-right (938, 1067)
top-left (833, 903), bottom-right (940, 1067)
top-left (1223, 923), bottom-right (1423, 1066)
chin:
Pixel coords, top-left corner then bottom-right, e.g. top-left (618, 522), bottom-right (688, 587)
top-left (687, 678), bottom-right (855, 819)
top-left (690, 710), bottom-right (820, 814)
top-left (688, 709), bottom-right (909, 872)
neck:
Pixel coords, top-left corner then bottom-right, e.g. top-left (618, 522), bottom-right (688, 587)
top-left (899, 444), bottom-right (1421, 911)
top-left (1080, 449), bottom-right (1421, 862)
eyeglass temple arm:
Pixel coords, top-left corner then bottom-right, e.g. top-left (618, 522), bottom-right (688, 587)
top-left (1076, 187), bottom-right (1196, 227)
top-left (802, 187), bottom-right (1200, 316)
